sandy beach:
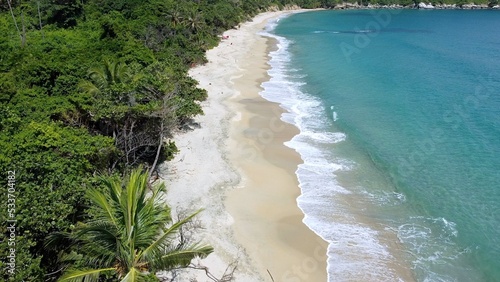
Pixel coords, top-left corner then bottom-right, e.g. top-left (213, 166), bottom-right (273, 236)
top-left (159, 9), bottom-right (328, 282)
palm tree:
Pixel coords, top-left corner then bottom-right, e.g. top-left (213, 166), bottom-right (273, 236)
top-left (47, 168), bottom-right (213, 282)
top-left (78, 60), bottom-right (143, 121)
top-left (78, 60), bottom-right (133, 97)
top-left (165, 9), bottom-right (183, 29)
top-left (185, 10), bottom-right (204, 34)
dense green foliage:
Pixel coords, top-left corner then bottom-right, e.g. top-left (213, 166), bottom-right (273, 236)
top-left (0, 0), bottom-right (496, 281)
top-left (0, 0), bottom-right (296, 281)
top-left (46, 168), bottom-right (213, 282)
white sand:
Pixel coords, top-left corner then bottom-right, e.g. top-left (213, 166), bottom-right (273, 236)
top-left (158, 10), bottom-right (326, 282)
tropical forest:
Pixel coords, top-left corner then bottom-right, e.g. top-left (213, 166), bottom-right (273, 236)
top-left (0, 0), bottom-right (496, 281)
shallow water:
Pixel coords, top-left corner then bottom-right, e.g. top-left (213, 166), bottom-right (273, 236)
top-left (262, 10), bottom-right (500, 281)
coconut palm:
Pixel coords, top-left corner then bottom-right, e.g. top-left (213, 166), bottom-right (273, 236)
top-left (77, 60), bottom-right (144, 123)
top-left (165, 9), bottom-right (183, 29)
top-left (78, 60), bottom-right (135, 97)
top-left (185, 10), bottom-right (204, 34)
top-left (47, 168), bottom-right (213, 282)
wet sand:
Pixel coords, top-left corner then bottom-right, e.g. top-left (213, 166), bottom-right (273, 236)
top-left (161, 10), bottom-right (327, 281)
top-left (226, 30), bottom-right (328, 281)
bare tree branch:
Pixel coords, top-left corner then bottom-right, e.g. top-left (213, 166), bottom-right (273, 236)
top-left (163, 209), bottom-right (236, 282)
top-left (186, 261), bottom-right (237, 282)
top-left (267, 269), bottom-right (275, 282)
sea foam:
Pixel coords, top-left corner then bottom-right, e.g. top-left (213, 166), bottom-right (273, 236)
top-left (261, 17), bottom-right (408, 281)
top-left (263, 10), bottom-right (500, 282)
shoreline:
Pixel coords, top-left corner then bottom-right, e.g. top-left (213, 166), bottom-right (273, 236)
top-left (322, 3), bottom-right (499, 10)
top-left (159, 10), bottom-right (327, 281)
top-left (226, 25), bottom-right (329, 281)
top-left (158, 7), bottom-right (496, 282)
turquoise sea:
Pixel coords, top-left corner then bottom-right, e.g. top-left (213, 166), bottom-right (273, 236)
top-left (262, 10), bottom-right (500, 281)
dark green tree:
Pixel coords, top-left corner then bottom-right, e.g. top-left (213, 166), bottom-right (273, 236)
top-left (44, 0), bottom-right (84, 28)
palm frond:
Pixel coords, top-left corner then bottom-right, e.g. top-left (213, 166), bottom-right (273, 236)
top-left (87, 66), bottom-right (108, 89)
top-left (100, 175), bottom-right (123, 206)
top-left (134, 182), bottom-right (171, 248)
top-left (152, 244), bottom-right (214, 270)
top-left (73, 221), bottom-right (118, 252)
top-left (77, 251), bottom-right (116, 270)
top-left (59, 252), bottom-right (83, 264)
top-left (121, 267), bottom-right (146, 282)
top-left (78, 80), bottom-right (101, 96)
top-left (103, 60), bottom-right (114, 85)
top-left (122, 168), bottom-right (149, 250)
top-left (86, 189), bottom-right (119, 227)
top-left (57, 267), bottom-right (115, 282)
top-left (45, 231), bottom-right (74, 250)
top-left (140, 210), bottom-right (203, 263)
top-left (134, 201), bottom-right (170, 248)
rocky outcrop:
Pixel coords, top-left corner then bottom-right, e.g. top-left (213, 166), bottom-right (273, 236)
top-left (330, 2), bottom-right (500, 10)
top-left (461, 3), bottom-right (489, 9)
top-left (418, 2), bottom-right (435, 9)
top-left (333, 2), bottom-right (408, 9)
top-left (334, 2), bottom-right (361, 9)
top-left (365, 3), bottom-right (407, 9)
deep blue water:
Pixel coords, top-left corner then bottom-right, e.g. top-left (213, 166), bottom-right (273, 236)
top-left (263, 10), bottom-right (500, 281)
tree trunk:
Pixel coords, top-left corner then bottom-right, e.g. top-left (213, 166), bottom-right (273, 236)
top-left (6, 0), bottom-right (22, 45)
top-left (123, 122), bottom-right (129, 165)
top-left (148, 120), bottom-right (164, 180)
top-left (20, 6), bottom-right (26, 47)
top-left (37, 0), bottom-right (45, 40)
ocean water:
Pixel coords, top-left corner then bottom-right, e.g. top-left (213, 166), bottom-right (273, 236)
top-left (261, 10), bottom-right (500, 281)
